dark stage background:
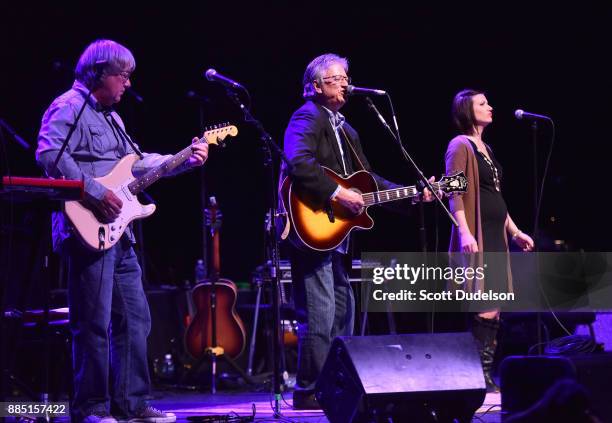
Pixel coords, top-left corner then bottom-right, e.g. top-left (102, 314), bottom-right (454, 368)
top-left (1, 3), bottom-right (610, 294)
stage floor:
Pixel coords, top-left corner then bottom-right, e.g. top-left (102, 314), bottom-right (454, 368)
top-left (148, 388), bottom-right (502, 422)
top-left (2, 389), bottom-right (502, 422)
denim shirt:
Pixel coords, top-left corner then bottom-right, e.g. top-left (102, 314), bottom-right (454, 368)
top-left (36, 80), bottom-right (190, 250)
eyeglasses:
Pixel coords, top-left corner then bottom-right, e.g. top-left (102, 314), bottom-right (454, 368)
top-left (321, 75), bottom-right (351, 85)
top-left (115, 71), bottom-right (131, 83)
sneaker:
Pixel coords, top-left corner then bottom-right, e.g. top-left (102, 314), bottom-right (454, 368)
top-left (83, 413), bottom-right (118, 423)
top-left (129, 406), bottom-right (176, 423)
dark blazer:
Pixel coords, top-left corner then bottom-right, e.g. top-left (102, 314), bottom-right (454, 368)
top-left (281, 100), bottom-right (398, 210)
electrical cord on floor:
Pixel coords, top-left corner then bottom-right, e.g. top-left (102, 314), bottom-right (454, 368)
top-left (543, 335), bottom-right (601, 355)
top-left (187, 403), bottom-right (255, 422)
top-left (267, 390), bottom-right (325, 422)
top-left (473, 403), bottom-right (502, 422)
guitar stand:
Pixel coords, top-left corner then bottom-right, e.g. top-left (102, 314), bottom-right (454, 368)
top-left (246, 263), bottom-right (290, 384)
top-left (183, 346), bottom-right (254, 394)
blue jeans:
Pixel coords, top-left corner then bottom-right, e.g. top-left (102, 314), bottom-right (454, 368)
top-left (64, 236), bottom-right (151, 421)
top-left (289, 246), bottom-right (354, 389)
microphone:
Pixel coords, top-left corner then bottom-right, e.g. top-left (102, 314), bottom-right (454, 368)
top-left (514, 109), bottom-right (551, 121)
top-left (126, 87), bottom-right (144, 103)
top-left (347, 85), bottom-right (386, 96)
top-left (204, 68), bottom-right (245, 90)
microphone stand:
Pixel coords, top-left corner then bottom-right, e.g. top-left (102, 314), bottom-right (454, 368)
top-left (530, 121), bottom-right (539, 248)
top-left (0, 118), bottom-right (31, 151)
top-left (185, 90), bottom-right (210, 276)
top-left (527, 121), bottom-right (542, 353)
top-left (365, 96), bottom-right (457, 334)
top-left (364, 97), bottom-right (457, 230)
top-left (196, 95), bottom-right (210, 282)
top-left (524, 116), bottom-right (553, 355)
top-left (223, 87), bottom-right (292, 417)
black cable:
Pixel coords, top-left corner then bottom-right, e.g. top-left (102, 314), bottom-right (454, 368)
top-left (533, 120), bottom-right (555, 249)
top-left (186, 403), bottom-right (255, 422)
top-left (279, 389), bottom-right (293, 409)
top-left (544, 334), bottom-right (599, 355)
top-left (534, 122), bottom-right (574, 338)
top-left (528, 341), bottom-right (551, 356)
top-left (521, 119), bottom-right (572, 347)
top-left (476, 403), bottom-right (502, 419)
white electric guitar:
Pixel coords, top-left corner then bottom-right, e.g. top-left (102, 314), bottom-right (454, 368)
top-left (65, 124), bottom-right (238, 251)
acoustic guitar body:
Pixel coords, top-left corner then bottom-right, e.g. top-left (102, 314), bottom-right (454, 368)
top-left (184, 278), bottom-right (246, 359)
top-left (281, 168), bottom-right (377, 251)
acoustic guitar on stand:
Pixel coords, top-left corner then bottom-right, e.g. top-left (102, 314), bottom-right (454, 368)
top-left (280, 167), bottom-right (467, 251)
top-left (65, 124), bottom-right (238, 251)
top-left (184, 197), bottom-right (247, 360)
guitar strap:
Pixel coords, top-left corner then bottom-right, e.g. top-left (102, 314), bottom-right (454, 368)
top-left (103, 110), bottom-right (144, 159)
top-left (338, 126), bottom-right (366, 172)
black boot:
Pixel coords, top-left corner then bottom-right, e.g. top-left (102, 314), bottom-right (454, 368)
top-left (472, 315), bottom-right (500, 393)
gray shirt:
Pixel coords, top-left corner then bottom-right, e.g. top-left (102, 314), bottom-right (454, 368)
top-left (36, 80), bottom-right (190, 250)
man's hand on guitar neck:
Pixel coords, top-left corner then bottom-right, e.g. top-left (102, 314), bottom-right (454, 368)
top-left (416, 176), bottom-right (437, 203)
top-left (86, 189), bottom-right (123, 223)
top-left (187, 136), bottom-right (209, 168)
top-left (332, 186), bottom-right (365, 215)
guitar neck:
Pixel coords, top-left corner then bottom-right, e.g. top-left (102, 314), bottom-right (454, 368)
top-left (362, 182), bottom-right (441, 206)
top-left (211, 229), bottom-right (220, 280)
top-left (129, 138), bottom-right (203, 195)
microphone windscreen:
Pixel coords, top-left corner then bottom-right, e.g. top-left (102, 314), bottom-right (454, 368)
top-left (205, 68), bottom-right (216, 81)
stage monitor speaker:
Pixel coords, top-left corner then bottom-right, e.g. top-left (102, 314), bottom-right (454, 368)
top-left (315, 332), bottom-right (486, 423)
top-left (500, 353), bottom-right (612, 422)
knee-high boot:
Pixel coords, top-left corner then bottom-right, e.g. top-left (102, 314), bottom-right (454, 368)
top-left (472, 315), bottom-right (500, 393)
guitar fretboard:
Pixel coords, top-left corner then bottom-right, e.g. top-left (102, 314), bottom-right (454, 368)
top-left (362, 182), bottom-right (442, 206)
top-left (129, 139), bottom-right (202, 195)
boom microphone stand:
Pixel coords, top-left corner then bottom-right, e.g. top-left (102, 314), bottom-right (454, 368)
top-left (364, 96), bottom-right (456, 230)
top-left (364, 95), bottom-right (458, 333)
top-left (221, 86), bottom-right (292, 417)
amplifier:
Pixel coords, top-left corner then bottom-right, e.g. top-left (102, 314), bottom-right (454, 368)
top-left (278, 259), bottom-right (375, 284)
top-left (251, 260), bottom-right (378, 306)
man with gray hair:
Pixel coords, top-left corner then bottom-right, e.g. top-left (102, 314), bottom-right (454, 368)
top-left (280, 53), bottom-right (429, 409)
top-left (36, 39), bottom-right (208, 423)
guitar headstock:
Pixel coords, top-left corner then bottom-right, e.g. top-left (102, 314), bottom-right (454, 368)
top-left (203, 123), bottom-right (238, 147)
top-left (438, 171), bottom-right (468, 196)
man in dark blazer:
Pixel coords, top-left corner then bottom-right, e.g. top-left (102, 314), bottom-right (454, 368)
top-left (281, 53), bottom-right (431, 409)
